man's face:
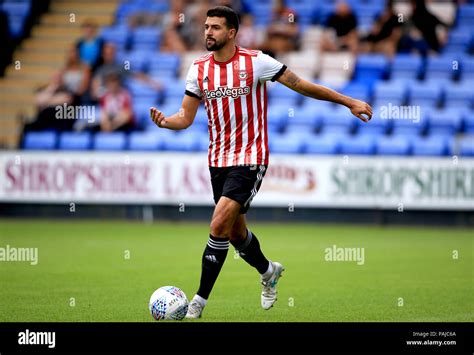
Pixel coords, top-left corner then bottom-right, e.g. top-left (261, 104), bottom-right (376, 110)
top-left (205, 16), bottom-right (233, 51)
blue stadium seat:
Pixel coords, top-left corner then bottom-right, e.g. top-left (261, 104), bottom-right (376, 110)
top-left (390, 54), bottom-right (423, 80)
top-left (376, 136), bottom-right (411, 156)
top-left (411, 136), bottom-right (449, 156)
top-left (251, 3), bottom-right (272, 26)
top-left (358, 104), bottom-right (392, 135)
top-left (462, 109), bottom-right (474, 133)
top-left (305, 133), bottom-right (341, 154)
top-left (269, 133), bottom-right (305, 154)
top-left (93, 132), bottom-right (127, 151)
top-left (58, 132), bottom-right (92, 150)
top-left (424, 56), bottom-right (459, 81)
top-left (165, 81), bottom-right (185, 101)
top-left (372, 81), bottom-right (407, 107)
top-left (390, 106), bottom-right (427, 136)
top-left (132, 27), bottom-right (161, 51)
top-left (133, 100), bottom-right (153, 128)
top-left (456, 4), bottom-right (474, 27)
top-left (458, 135), bottom-right (474, 156)
top-left (120, 50), bottom-right (150, 72)
top-left (460, 57), bottom-right (474, 82)
top-left (286, 106), bottom-right (322, 131)
top-left (339, 134), bottom-right (376, 155)
top-left (126, 79), bottom-right (160, 101)
top-left (285, 1), bottom-right (317, 25)
top-left (444, 82), bottom-right (473, 108)
top-left (427, 108), bottom-right (463, 136)
top-left (23, 132), bottom-right (57, 150)
top-left (319, 106), bottom-right (358, 135)
top-left (340, 82), bottom-right (370, 102)
top-left (101, 26), bottom-right (130, 49)
top-left (268, 83), bottom-right (300, 105)
top-left (267, 104), bottom-right (291, 132)
top-left (128, 132), bottom-right (163, 151)
top-left (408, 81), bottom-right (442, 107)
top-left (148, 53), bottom-right (181, 74)
top-left (442, 30), bottom-right (472, 54)
top-left (162, 131), bottom-right (199, 151)
top-left (354, 54), bottom-right (389, 84)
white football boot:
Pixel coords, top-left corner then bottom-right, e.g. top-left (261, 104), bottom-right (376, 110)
top-left (261, 261), bottom-right (285, 310)
top-left (185, 298), bottom-right (204, 319)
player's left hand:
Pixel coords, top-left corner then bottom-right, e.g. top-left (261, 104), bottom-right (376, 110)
top-left (349, 99), bottom-right (372, 123)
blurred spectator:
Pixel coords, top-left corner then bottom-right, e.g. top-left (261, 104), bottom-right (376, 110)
top-left (75, 19), bottom-right (104, 72)
top-left (263, 0), bottom-right (300, 55)
top-left (237, 14), bottom-right (258, 49)
top-left (23, 71), bottom-right (74, 132)
top-left (91, 42), bottom-right (161, 101)
top-left (360, 0), bottom-right (402, 57)
top-left (160, 0), bottom-right (190, 53)
top-left (99, 72), bottom-right (135, 132)
top-left (321, 2), bottom-right (358, 53)
top-left (398, 0), bottom-right (449, 55)
top-left (60, 45), bottom-right (91, 104)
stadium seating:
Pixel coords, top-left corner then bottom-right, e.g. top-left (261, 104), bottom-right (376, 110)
top-left (128, 131), bottom-right (163, 151)
top-left (93, 132), bottom-right (127, 151)
top-left (23, 131), bottom-right (57, 150)
top-left (339, 134), bottom-right (376, 155)
top-left (8, 0), bottom-right (473, 158)
top-left (458, 135), bottom-right (474, 156)
top-left (58, 132), bottom-right (92, 150)
top-left (411, 136), bottom-right (450, 156)
top-left (375, 136), bottom-right (411, 156)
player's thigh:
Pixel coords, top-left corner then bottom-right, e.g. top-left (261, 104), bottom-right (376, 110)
top-left (222, 165), bottom-right (267, 214)
top-left (210, 196), bottom-right (242, 237)
top-left (209, 167), bottom-right (229, 205)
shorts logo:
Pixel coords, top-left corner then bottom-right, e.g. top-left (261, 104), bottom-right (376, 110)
top-left (239, 70), bottom-right (248, 80)
top-left (204, 86), bottom-right (250, 100)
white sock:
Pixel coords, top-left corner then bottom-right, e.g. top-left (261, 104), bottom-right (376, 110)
top-left (261, 260), bottom-right (274, 279)
top-left (193, 294), bottom-right (207, 307)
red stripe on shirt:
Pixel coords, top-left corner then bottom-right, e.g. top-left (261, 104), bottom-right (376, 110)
top-left (208, 63), bottom-right (221, 167)
top-left (219, 63), bottom-right (231, 167)
top-left (243, 55), bottom-right (254, 165)
top-left (232, 56), bottom-right (243, 166)
top-left (255, 80), bottom-right (263, 164)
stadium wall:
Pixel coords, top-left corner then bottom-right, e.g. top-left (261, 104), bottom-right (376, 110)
top-left (0, 152), bottom-right (473, 226)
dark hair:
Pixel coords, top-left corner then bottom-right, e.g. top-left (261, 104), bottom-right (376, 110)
top-left (206, 6), bottom-right (239, 33)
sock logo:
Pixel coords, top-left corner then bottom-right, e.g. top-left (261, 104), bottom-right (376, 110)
top-left (205, 255), bottom-right (218, 263)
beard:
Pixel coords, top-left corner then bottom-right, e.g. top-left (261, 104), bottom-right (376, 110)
top-left (206, 37), bottom-right (225, 51)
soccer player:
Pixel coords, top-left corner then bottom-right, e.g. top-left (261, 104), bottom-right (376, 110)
top-left (150, 6), bottom-right (372, 319)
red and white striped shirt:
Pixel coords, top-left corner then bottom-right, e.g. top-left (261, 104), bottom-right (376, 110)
top-left (185, 46), bottom-right (286, 167)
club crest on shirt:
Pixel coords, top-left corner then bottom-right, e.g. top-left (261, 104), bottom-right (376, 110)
top-left (239, 70), bottom-right (247, 80)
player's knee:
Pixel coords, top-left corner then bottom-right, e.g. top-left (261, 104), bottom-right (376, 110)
top-left (210, 217), bottom-right (232, 238)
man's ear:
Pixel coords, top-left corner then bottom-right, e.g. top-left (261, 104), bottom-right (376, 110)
top-left (229, 28), bottom-right (236, 40)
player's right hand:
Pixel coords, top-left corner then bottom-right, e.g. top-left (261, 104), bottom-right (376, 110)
top-left (150, 107), bottom-right (165, 127)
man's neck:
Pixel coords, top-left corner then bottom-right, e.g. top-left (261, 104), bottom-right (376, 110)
top-left (213, 43), bottom-right (237, 63)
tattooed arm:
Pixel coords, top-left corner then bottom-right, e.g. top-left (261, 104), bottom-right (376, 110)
top-left (277, 68), bottom-right (373, 122)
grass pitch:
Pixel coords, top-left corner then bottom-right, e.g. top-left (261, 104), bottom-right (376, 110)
top-left (0, 219), bottom-right (472, 322)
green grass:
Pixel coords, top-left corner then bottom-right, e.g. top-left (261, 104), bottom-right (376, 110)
top-left (0, 219), bottom-right (472, 322)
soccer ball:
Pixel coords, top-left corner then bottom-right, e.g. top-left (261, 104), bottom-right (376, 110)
top-left (149, 286), bottom-right (189, 321)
